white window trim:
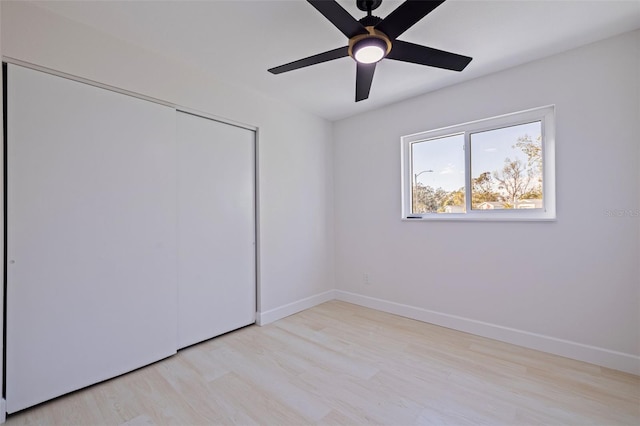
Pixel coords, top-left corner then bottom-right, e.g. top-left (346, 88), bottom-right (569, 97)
top-left (401, 105), bottom-right (556, 221)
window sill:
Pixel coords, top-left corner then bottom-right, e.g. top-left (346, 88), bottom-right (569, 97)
top-left (403, 213), bottom-right (557, 222)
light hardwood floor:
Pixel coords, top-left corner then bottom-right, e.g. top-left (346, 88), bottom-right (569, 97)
top-left (5, 301), bottom-right (640, 425)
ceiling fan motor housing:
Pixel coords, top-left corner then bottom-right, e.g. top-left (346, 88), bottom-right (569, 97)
top-left (348, 26), bottom-right (392, 62)
top-left (359, 14), bottom-right (382, 27)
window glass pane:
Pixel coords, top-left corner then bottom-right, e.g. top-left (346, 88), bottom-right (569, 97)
top-left (470, 122), bottom-right (543, 210)
top-left (410, 134), bottom-right (465, 214)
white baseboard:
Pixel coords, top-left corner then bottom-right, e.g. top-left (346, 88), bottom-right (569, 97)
top-left (256, 290), bottom-right (336, 326)
top-left (335, 290), bottom-right (640, 376)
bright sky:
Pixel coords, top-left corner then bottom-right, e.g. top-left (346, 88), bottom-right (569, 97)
top-left (411, 134), bottom-right (464, 192)
top-left (411, 121), bottom-right (541, 192)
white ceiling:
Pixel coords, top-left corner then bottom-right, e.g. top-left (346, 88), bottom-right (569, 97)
top-left (32, 0), bottom-right (640, 121)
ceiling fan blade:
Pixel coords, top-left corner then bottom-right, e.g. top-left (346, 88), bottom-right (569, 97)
top-left (355, 62), bottom-right (376, 102)
top-left (376, 0), bottom-right (446, 40)
top-left (268, 46), bottom-right (349, 74)
top-left (386, 40), bottom-right (472, 71)
top-left (308, 0), bottom-right (368, 38)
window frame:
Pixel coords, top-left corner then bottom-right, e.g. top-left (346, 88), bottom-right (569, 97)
top-left (401, 105), bottom-right (556, 221)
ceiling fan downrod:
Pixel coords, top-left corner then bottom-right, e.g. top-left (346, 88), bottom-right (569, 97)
top-left (357, 0), bottom-right (383, 28)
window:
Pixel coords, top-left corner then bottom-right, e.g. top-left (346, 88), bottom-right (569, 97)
top-left (401, 106), bottom-right (555, 220)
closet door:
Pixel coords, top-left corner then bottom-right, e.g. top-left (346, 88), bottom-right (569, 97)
top-left (177, 111), bottom-right (255, 349)
top-left (5, 65), bottom-right (177, 413)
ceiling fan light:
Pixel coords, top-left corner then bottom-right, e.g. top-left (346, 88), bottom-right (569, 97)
top-left (353, 38), bottom-right (387, 64)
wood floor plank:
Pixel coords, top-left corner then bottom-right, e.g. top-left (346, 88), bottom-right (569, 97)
top-left (4, 300), bottom-right (639, 425)
top-left (206, 342), bottom-right (332, 422)
top-left (205, 372), bottom-right (310, 425)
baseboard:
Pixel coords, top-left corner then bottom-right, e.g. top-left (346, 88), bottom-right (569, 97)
top-left (335, 290), bottom-right (640, 376)
top-left (256, 290), bottom-right (336, 326)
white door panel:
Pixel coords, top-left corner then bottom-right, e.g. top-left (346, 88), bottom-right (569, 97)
top-left (177, 112), bottom-right (256, 349)
top-left (5, 64), bottom-right (178, 413)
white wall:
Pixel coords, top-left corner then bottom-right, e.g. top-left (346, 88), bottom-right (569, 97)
top-left (0, 1), bottom-right (334, 327)
top-left (333, 30), bottom-right (640, 374)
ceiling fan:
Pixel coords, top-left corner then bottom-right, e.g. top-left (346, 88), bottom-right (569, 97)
top-left (268, 0), bottom-right (472, 102)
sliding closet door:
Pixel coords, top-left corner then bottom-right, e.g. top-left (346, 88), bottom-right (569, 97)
top-left (5, 65), bottom-right (177, 413)
top-left (177, 112), bottom-right (255, 349)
